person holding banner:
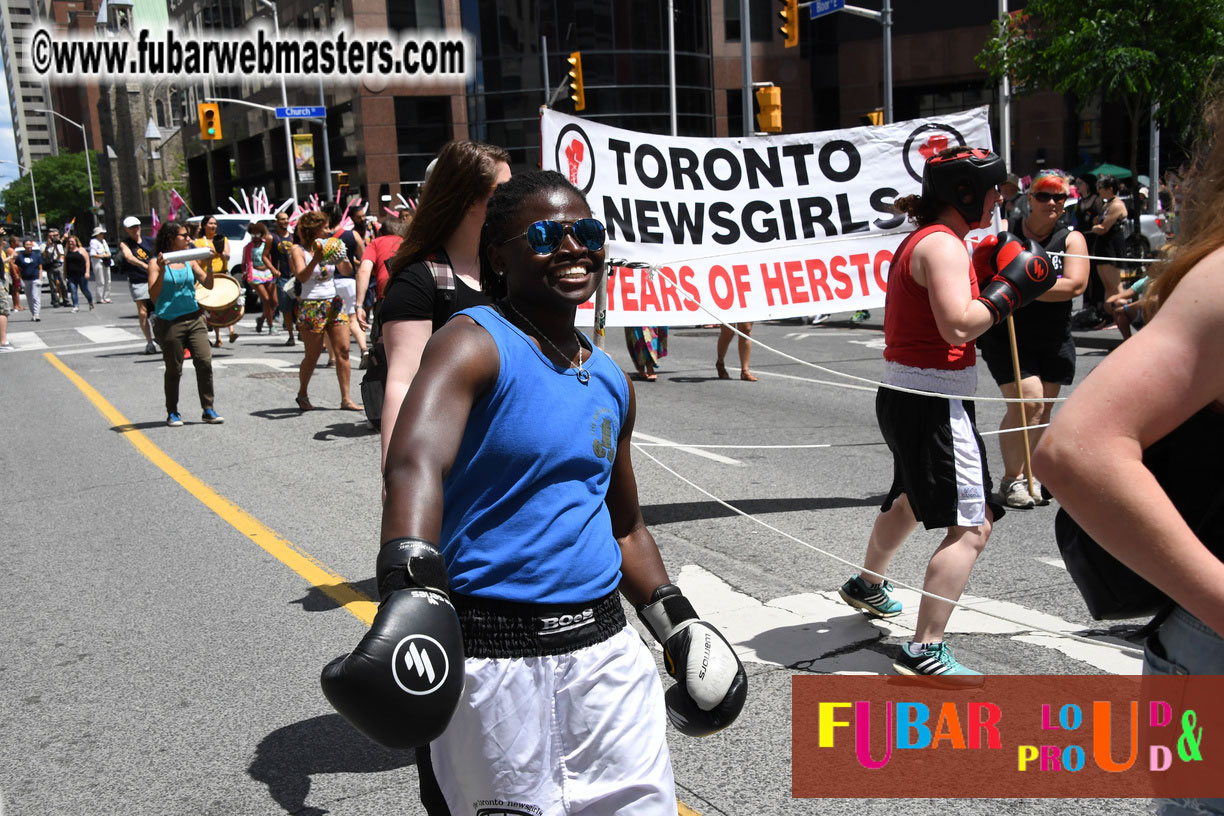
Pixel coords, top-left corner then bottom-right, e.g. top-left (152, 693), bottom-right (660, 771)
top-left (715, 322), bottom-right (756, 381)
top-left (976, 171), bottom-right (1089, 509)
top-left (836, 146), bottom-right (1056, 678)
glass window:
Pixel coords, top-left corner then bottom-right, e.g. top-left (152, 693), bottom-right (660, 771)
top-left (725, 1), bottom-right (772, 42)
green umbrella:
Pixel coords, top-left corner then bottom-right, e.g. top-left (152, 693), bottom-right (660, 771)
top-left (1091, 162), bottom-right (1133, 180)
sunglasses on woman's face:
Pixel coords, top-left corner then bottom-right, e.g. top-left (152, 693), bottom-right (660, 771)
top-left (1032, 192), bottom-right (1068, 204)
top-left (499, 218), bottom-right (606, 255)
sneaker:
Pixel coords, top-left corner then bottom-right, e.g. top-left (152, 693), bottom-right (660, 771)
top-left (894, 641), bottom-right (981, 677)
top-left (0, 342), bottom-right (14, 352)
top-left (808, 313), bottom-right (831, 325)
top-left (201, 409), bottom-right (224, 424)
top-left (71, 306), bottom-right (79, 313)
top-left (167, 412), bottom-right (183, 427)
top-left (359, 351), bottom-right (370, 370)
top-left (1029, 477), bottom-right (1050, 506)
top-left (839, 575), bottom-right (903, 618)
top-left (1002, 478), bottom-right (1035, 509)
top-left (145, 341), bottom-right (158, 355)
top-left (851, 310), bottom-right (871, 324)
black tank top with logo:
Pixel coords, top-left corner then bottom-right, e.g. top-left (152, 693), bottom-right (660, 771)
top-left (982, 214), bottom-right (1075, 347)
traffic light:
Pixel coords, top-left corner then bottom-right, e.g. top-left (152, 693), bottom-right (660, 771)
top-left (198, 102), bottom-right (221, 140)
top-left (568, 51), bottom-right (585, 112)
top-left (756, 86), bottom-right (782, 133)
top-left (778, 0), bottom-right (799, 48)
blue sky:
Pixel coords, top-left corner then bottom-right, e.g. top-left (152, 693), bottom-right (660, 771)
top-left (0, 75), bottom-right (20, 186)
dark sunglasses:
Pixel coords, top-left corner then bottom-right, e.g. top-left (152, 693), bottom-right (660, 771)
top-left (1032, 192), bottom-right (1068, 203)
top-left (499, 218), bottom-right (606, 255)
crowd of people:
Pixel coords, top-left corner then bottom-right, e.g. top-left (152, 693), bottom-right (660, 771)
top-left (1, 117), bottom-right (1216, 811)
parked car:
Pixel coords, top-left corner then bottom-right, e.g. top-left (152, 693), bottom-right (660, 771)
top-left (1124, 213), bottom-right (1173, 270)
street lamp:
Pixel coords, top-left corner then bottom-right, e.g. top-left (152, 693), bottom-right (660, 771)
top-left (35, 108), bottom-right (98, 228)
top-left (256, 0), bottom-right (298, 204)
top-left (0, 159), bottom-right (42, 242)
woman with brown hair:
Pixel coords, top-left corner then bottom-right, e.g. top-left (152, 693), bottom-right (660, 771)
top-left (1036, 97), bottom-right (1224, 764)
top-left (375, 140), bottom-right (511, 465)
top-left (194, 215), bottom-right (236, 347)
top-left (1089, 174), bottom-right (1130, 314)
top-left (244, 221), bottom-right (277, 334)
top-left (291, 210), bottom-right (361, 412)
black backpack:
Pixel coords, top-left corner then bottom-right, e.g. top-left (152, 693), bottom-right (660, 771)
top-left (360, 257), bottom-right (455, 432)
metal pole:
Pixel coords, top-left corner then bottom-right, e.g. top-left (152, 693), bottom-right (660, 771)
top-left (541, 35), bottom-right (550, 106)
top-left (318, 78), bottom-right (333, 200)
top-left (261, 0), bottom-right (298, 204)
top-left (668, 0), bottom-right (677, 137)
top-left (37, 110), bottom-right (98, 227)
top-left (1149, 101), bottom-right (1160, 215)
top-left (741, 0), bottom-right (753, 137)
top-left (882, 0), bottom-right (892, 123)
top-left (998, 0), bottom-right (1011, 170)
top-left (5, 160), bottom-right (44, 242)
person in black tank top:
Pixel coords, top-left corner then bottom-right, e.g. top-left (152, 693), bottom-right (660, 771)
top-left (62, 235), bottom-right (94, 311)
top-left (1036, 102), bottom-right (1224, 816)
top-left (977, 172), bottom-right (1090, 509)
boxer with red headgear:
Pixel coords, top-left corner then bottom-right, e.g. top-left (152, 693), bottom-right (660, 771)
top-left (836, 146), bottom-right (1055, 678)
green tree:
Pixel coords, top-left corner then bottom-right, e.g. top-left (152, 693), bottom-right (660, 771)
top-left (977, 0), bottom-right (1224, 177)
top-left (1, 150), bottom-right (99, 236)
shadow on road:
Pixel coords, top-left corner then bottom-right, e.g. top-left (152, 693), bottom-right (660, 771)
top-left (313, 421), bottom-right (377, 441)
top-left (642, 495), bottom-right (885, 525)
top-left (291, 579), bottom-right (378, 612)
top-left (248, 713), bottom-right (415, 816)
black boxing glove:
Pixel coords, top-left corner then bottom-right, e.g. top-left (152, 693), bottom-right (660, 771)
top-left (376, 536), bottom-right (450, 601)
top-left (975, 231), bottom-right (1056, 324)
top-left (320, 538), bottom-right (464, 749)
top-left (637, 584), bottom-right (747, 737)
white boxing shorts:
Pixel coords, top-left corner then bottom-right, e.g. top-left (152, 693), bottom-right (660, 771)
top-left (418, 625), bottom-right (675, 816)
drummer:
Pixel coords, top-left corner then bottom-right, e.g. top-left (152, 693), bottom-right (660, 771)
top-left (195, 214), bottom-right (237, 348)
top-left (148, 221), bottom-right (225, 426)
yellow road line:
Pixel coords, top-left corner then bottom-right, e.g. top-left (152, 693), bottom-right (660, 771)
top-left (47, 351), bottom-right (703, 816)
top-left (45, 352), bottom-right (378, 626)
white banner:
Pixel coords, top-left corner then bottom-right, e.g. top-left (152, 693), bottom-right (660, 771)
top-left (540, 107), bottom-right (995, 327)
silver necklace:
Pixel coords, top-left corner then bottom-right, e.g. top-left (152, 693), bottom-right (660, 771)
top-left (504, 301), bottom-right (590, 384)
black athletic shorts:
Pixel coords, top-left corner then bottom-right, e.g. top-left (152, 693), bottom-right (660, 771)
top-left (978, 333), bottom-right (1076, 387)
top-left (876, 387), bottom-right (1005, 530)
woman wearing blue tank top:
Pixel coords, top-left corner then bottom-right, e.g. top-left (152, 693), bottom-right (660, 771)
top-left (378, 171), bottom-right (746, 815)
top-left (147, 222), bottom-right (223, 427)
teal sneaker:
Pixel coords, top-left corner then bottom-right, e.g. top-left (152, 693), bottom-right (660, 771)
top-left (839, 575), bottom-right (903, 618)
top-left (893, 641), bottom-right (982, 677)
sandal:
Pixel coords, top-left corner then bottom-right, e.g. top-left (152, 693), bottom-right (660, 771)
top-left (213, 339), bottom-right (222, 348)
top-left (295, 394), bottom-right (315, 412)
top-left (229, 333), bottom-right (239, 343)
top-left (715, 361), bottom-right (730, 380)
top-left (340, 401), bottom-right (364, 411)
top-left (740, 370), bottom-right (758, 382)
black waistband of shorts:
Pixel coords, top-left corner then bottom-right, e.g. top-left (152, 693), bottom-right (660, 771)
top-left (451, 590), bottom-right (625, 658)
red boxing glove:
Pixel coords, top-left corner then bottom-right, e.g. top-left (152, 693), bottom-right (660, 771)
top-left (971, 234), bottom-right (999, 288)
top-left (975, 232), bottom-right (1056, 324)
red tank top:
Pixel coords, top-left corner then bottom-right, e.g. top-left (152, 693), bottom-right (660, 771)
top-left (882, 223), bottom-right (977, 370)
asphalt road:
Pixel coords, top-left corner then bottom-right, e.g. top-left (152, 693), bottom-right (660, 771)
top-left (0, 296), bottom-right (1154, 816)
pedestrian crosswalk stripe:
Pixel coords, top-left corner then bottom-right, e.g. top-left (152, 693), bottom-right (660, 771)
top-left (75, 325), bottom-right (143, 345)
top-left (9, 332), bottom-right (48, 350)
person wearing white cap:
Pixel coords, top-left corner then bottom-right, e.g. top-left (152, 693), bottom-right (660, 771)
top-left (89, 225), bottom-right (113, 304)
top-left (119, 216), bottom-right (159, 353)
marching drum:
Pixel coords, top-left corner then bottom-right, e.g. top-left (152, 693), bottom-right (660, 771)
top-left (196, 273), bottom-right (244, 329)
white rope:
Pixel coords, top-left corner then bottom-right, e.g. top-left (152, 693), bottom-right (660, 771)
top-left (614, 260), bottom-right (1070, 405)
top-left (631, 423), bottom-right (1051, 451)
top-left (632, 442), bottom-right (1145, 657)
top-left (1051, 250), bottom-right (1160, 265)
